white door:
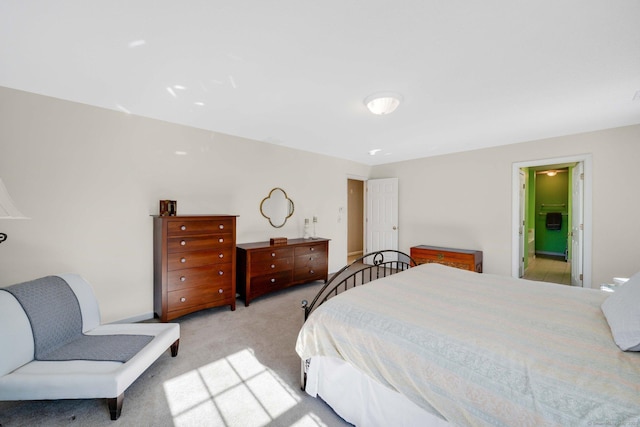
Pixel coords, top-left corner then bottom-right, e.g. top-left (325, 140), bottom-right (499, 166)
top-left (571, 162), bottom-right (584, 286)
top-left (518, 170), bottom-right (526, 277)
top-left (366, 178), bottom-right (399, 261)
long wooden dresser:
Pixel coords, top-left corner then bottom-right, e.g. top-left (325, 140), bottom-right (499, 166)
top-left (410, 245), bottom-right (483, 273)
top-left (153, 215), bottom-right (237, 322)
top-left (236, 238), bottom-right (329, 306)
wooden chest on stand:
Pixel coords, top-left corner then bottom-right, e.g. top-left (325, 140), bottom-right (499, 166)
top-left (410, 245), bottom-right (483, 273)
top-left (237, 238), bottom-right (329, 306)
top-left (153, 215), bottom-right (237, 322)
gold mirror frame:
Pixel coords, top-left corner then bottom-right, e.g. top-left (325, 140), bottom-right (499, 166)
top-left (260, 187), bottom-right (294, 228)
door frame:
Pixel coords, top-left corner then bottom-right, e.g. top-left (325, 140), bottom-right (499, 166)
top-left (346, 176), bottom-right (366, 263)
top-left (345, 175), bottom-right (400, 265)
top-left (511, 154), bottom-right (592, 287)
top-left (518, 169), bottom-right (526, 277)
top-left (570, 162), bottom-right (584, 286)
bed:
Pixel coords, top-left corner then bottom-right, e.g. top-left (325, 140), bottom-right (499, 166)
top-left (295, 250), bottom-right (640, 426)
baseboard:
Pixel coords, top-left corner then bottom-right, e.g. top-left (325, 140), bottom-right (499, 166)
top-left (535, 251), bottom-right (564, 257)
top-left (535, 251), bottom-right (567, 261)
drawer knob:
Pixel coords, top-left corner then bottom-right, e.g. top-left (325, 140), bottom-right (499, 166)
top-left (180, 240), bottom-right (186, 246)
top-left (219, 238), bottom-right (224, 243)
top-left (180, 297), bottom-right (186, 302)
top-left (180, 258), bottom-right (186, 263)
top-left (180, 225), bottom-right (186, 231)
top-left (180, 276), bottom-right (186, 282)
top-left (271, 264), bottom-right (275, 269)
top-left (437, 253), bottom-right (444, 260)
top-left (310, 270), bottom-right (315, 274)
top-left (218, 270), bottom-right (224, 276)
top-left (218, 288), bottom-right (224, 294)
top-left (271, 252), bottom-right (276, 257)
top-left (310, 247), bottom-right (315, 251)
top-left (219, 224), bottom-right (224, 229)
top-left (270, 278), bottom-right (276, 283)
top-left (219, 253), bottom-right (224, 258)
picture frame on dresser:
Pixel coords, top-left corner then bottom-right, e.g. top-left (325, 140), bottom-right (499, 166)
top-left (153, 215), bottom-right (238, 322)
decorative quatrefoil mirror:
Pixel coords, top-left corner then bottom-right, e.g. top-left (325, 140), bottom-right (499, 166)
top-left (260, 187), bottom-right (294, 228)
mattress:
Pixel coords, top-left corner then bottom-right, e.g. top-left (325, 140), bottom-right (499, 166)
top-left (296, 263), bottom-right (640, 426)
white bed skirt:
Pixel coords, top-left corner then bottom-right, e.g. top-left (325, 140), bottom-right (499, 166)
top-left (305, 356), bottom-right (449, 427)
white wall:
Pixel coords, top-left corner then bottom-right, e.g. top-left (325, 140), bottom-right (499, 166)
top-left (3, 86), bottom-right (639, 322)
top-left (372, 125), bottom-right (640, 287)
top-left (0, 87), bottom-right (370, 322)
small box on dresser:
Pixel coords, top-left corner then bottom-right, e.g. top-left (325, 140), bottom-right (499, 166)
top-left (153, 215), bottom-right (237, 322)
top-left (410, 245), bottom-right (483, 273)
top-left (237, 238), bottom-right (329, 306)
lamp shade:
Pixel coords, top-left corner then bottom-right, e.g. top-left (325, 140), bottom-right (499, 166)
top-left (0, 179), bottom-right (28, 219)
top-left (364, 92), bottom-right (403, 115)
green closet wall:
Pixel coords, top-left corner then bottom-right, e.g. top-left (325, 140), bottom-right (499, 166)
top-left (535, 171), bottom-right (569, 257)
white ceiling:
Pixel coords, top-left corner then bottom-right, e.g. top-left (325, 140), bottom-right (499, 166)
top-left (2, 1), bottom-right (639, 166)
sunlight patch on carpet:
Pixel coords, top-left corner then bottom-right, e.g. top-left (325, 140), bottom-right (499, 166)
top-left (163, 348), bottom-right (319, 426)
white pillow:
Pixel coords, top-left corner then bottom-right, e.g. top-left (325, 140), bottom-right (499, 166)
top-left (601, 270), bottom-right (640, 351)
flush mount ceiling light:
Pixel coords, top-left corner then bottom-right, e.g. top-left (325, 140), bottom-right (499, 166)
top-left (536, 169), bottom-right (566, 177)
top-left (364, 92), bottom-right (403, 115)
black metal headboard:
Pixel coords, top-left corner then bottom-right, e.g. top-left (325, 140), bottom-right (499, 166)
top-left (301, 249), bottom-right (416, 320)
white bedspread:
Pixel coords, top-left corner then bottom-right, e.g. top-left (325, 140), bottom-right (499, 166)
top-left (296, 263), bottom-right (640, 426)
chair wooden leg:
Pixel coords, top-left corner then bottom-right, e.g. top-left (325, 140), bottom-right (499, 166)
top-left (170, 339), bottom-right (180, 357)
top-left (107, 393), bottom-right (124, 420)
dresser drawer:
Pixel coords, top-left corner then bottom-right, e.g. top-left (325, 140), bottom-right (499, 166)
top-left (294, 243), bottom-right (327, 256)
top-left (295, 252), bottom-right (327, 269)
top-left (168, 248), bottom-right (232, 271)
top-left (168, 235), bottom-right (231, 253)
top-left (250, 258), bottom-right (293, 276)
top-left (250, 271), bottom-right (294, 296)
top-left (167, 218), bottom-right (234, 237)
top-left (413, 251), bottom-right (473, 264)
top-left (167, 263), bottom-right (232, 291)
top-left (167, 282), bottom-right (233, 312)
top-left (294, 265), bottom-right (327, 282)
top-left (250, 247), bottom-right (294, 262)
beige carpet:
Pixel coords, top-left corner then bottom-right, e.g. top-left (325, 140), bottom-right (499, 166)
top-left (0, 281), bottom-right (351, 427)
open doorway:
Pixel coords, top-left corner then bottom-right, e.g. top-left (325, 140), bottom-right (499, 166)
top-left (512, 155), bottom-right (592, 287)
top-left (523, 166), bottom-right (571, 285)
top-left (347, 178), bottom-right (364, 264)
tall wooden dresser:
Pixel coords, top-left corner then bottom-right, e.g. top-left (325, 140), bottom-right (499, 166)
top-left (410, 245), bottom-right (483, 273)
top-left (237, 238), bottom-right (329, 306)
top-left (153, 215), bottom-right (237, 322)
